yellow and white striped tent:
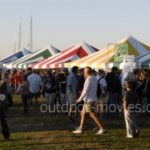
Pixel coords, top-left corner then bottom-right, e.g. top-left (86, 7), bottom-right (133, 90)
top-left (65, 36), bottom-right (150, 69)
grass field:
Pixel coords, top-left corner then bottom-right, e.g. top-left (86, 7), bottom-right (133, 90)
top-left (0, 95), bottom-right (150, 150)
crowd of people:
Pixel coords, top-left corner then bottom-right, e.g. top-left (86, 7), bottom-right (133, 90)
top-left (0, 66), bottom-right (150, 140)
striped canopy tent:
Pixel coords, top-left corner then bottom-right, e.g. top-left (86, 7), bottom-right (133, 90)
top-left (65, 36), bottom-right (150, 69)
top-left (135, 52), bottom-right (150, 68)
top-left (11, 45), bottom-right (60, 69)
top-left (0, 48), bottom-right (31, 64)
top-left (31, 42), bottom-right (99, 69)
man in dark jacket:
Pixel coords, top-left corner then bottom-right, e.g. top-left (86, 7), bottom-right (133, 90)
top-left (105, 67), bottom-right (122, 118)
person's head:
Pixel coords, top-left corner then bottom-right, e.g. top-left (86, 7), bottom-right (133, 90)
top-left (57, 72), bottom-right (66, 81)
top-left (37, 71), bottom-right (40, 75)
top-left (125, 80), bottom-right (133, 90)
top-left (47, 73), bottom-right (53, 80)
top-left (22, 70), bottom-right (26, 74)
top-left (140, 70), bottom-right (148, 80)
top-left (6, 69), bottom-right (11, 75)
top-left (98, 69), bottom-right (105, 77)
top-left (92, 69), bottom-right (97, 76)
top-left (84, 67), bottom-right (92, 78)
top-left (71, 66), bottom-right (79, 75)
top-left (111, 66), bottom-right (118, 75)
top-left (78, 68), bottom-right (84, 76)
top-left (32, 70), bottom-right (37, 74)
top-left (63, 68), bottom-right (68, 74)
top-left (27, 67), bottom-right (32, 73)
top-left (13, 69), bottom-right (17, 75)
top-left (133, 69), bottom-right (139, 76)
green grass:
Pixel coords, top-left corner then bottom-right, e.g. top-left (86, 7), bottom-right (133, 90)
top-left (0, 95), bottom-right (150, 150)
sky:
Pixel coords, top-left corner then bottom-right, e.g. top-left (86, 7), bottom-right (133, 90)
top-left (0, 0), bottom-right (150, 59)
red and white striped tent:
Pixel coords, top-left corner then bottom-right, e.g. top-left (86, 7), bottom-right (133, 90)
top-left (31, 42), bottom-right (99, 69)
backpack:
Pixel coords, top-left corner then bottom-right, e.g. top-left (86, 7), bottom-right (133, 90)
top-left (97, 77), bottom-right (103, 98)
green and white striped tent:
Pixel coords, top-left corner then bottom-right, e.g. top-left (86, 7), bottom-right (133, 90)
top-left (6, 45), bottom-right (60, 69)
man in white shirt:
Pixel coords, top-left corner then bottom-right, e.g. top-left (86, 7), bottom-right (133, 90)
top-left (73, 67), bottom-right (105, 134)
top-left (28, 70), bottom-right (42, 106)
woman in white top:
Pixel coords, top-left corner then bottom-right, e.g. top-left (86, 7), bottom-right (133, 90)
top-left (73, 67), bottom-right (105, 134)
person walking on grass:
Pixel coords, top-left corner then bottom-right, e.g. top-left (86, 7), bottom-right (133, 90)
top-left (123, 80), bottom-right (139, 138)
top-left (0, 73), bottom-right (10, 140)
top-left (27, 70), bottom-right (42, 107)
top-left (16, 75), bottom-right (30, 114)
top-left (73, 67), bottom-right (105, 134)
top-left (3, 72), bottom-right (13, 110)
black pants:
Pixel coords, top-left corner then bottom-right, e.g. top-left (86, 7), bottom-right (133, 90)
top-left (0, 110), bottom-right (10, 139)
top-left (6, 94), bottom-right (13, 109)
top-left (22, 95), bottom-right (29, 113)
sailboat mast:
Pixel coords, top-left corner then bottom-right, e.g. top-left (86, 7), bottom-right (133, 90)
top-left (30, 16), bottom-right (33, 52)
top-left (18, 20), bottom-right (22, 50)
top-left (14, 41), bottom-right (16, 54)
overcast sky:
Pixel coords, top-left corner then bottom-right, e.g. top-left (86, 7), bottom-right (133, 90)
top-left (0, 0), bottom-right (150, 59)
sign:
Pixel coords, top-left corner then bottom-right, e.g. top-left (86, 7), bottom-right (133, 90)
top-left (124, 55), bottom-right (134, 63)
top-left (122, 55), bottom-right (134, 72)
top-left (123, 63), bottom-right (134, 73)
top-left (114, 44), bottom-right (128, 62)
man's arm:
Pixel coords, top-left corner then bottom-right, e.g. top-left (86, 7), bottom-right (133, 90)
top-left (77, 78), bottom-right (90, 103)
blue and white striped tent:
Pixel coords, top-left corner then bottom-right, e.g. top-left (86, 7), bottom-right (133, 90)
top-left (0, 48), bottom-right (31, 64)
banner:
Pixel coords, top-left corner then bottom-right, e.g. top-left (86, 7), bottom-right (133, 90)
top-left (122, 55), bottom-right (134, 73)
top-left (124, 55), bottom-right (134, 63)
top-left (123, 63), bottom-right (134, 73)
top-left (114, 44), bottom-right (128, 62)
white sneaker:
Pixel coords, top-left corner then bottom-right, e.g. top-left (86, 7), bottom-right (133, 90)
top-left (96, 129), bottom-right (105, 135)
top-left (72, 128), bottom-right (82, 134)
top-left (126, 135), bottom-right (133, 138)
